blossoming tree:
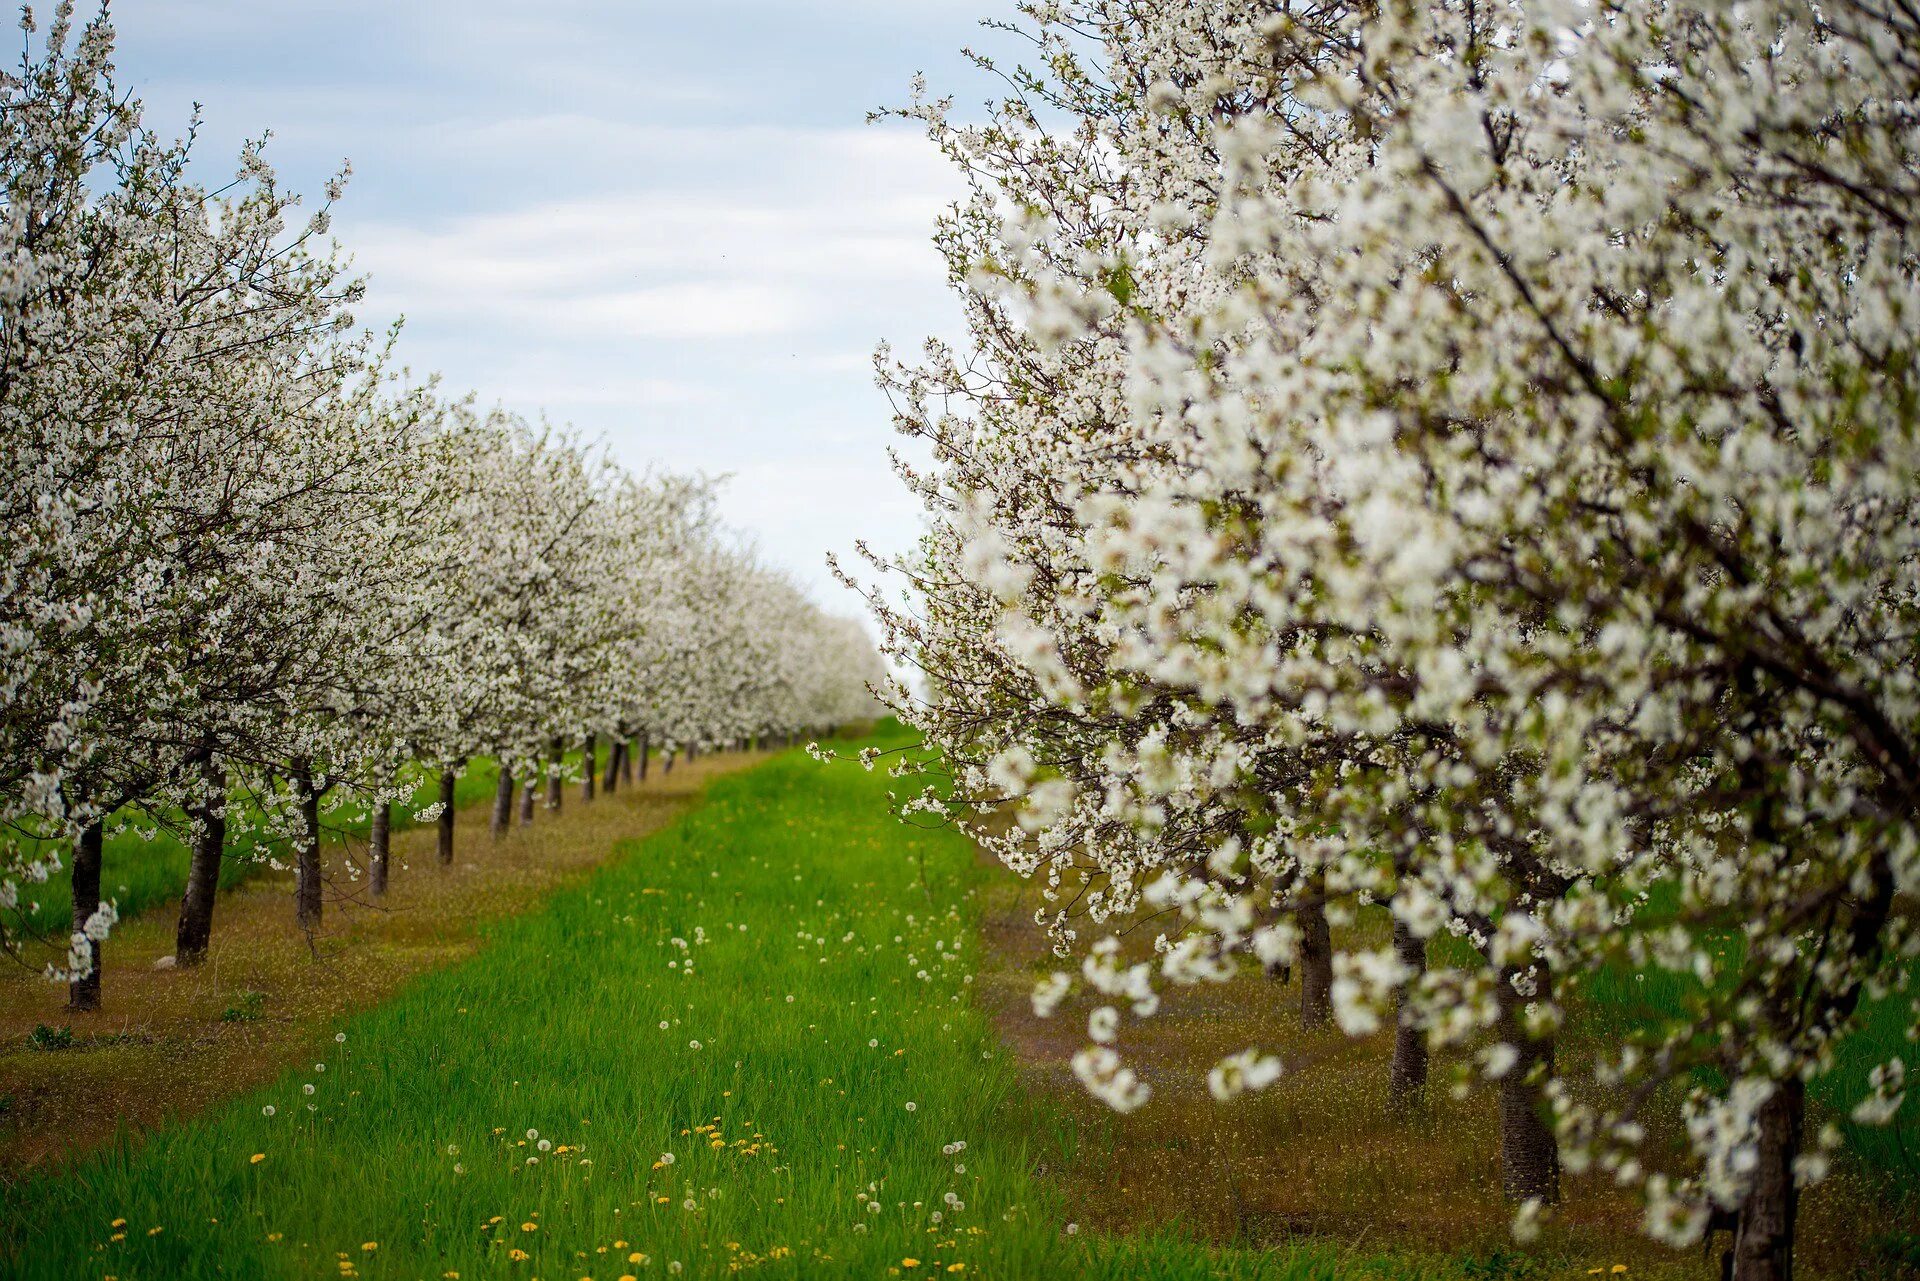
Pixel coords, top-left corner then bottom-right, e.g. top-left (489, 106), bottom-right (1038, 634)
top-left (860, 3), bottom-right (1918, 1278)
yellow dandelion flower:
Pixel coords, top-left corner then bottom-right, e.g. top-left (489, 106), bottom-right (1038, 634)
top-left (1612, 1270), bottom-right (1629, 1276)
top-left (147, 1227), bottom-right (163, 1237)
top-left (362, 1242), bottom-right (378, 1252)
top-left (111, 1219), bottom-right (126, 1229)
top-left (110, 1233), bottom-right (125, 1242)
top-left (521, 1222), bottom-right (538, 1232)
top-left (903, 1259), bottom-right (920, 1269)
top-left (948, 1267), bottom-right (967, 1274)
top-left (508, 1247), bottom-right (530, 1261)
top-left (628, 1252), bottom-right (646, 1263)
top-left (250, 1153), bottom-right (266, 1164)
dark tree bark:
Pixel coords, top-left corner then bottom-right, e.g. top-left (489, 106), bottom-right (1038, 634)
top-left (623, 737), bottom-right (636, 784)
top-left (1298, 881), bottom-right (1333, 1030)
top-left (637, 731), bottom-right (650, 781)
top-left (294, 765), bottom-right (323, 930)
top-left (603, 739), bottom-right (622, 795)
top-left (518, 776), bottom-right (536, 826)
top-left (491, 765), bottom-right (514, 839)
top-left (1388, 918), bottom-right (1430, 1112)
top-left (1730, 1078), bottom-right (1804, 1281)
top-left (67, 820), bottom-right (104, 1011)
top-left (1496, 960), bottom-right (1561, 1204)
top-left (436, 768), bottom-right (457, 866)
top-left (663, 748), bottom-right (675, 775)
top-left (368, 797), bottom-right (390, 897)
top-left (176, 756), bottom-right (226, 964)
top-left (545, 740), bottom-right (563, 811)
top-left (687, 742), bottom-right (698, 762)
top-left (581, 734), bottom-right (596, 801)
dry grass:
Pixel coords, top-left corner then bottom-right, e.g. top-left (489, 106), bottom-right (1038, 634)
top-left (973, 864), bottom-right (1909, 1280)
top-left (0, 749), bottom-right (763, 1181)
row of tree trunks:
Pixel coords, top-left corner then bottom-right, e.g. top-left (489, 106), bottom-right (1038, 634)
top-left (1278, 891), bottom-right (1557, 1209)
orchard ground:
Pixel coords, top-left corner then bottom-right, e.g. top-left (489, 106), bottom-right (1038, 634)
top-left (1, 727), bottom-right (1913, 1279)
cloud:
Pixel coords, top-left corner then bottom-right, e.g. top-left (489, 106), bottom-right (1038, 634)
top-left (342, 124), bottom-right (957, 344)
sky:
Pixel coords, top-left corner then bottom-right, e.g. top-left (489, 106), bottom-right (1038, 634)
top-left (109, 0), bottom-right (995, 614)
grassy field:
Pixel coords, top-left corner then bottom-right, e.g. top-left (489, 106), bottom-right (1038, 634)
top-left (1, 727), bottom-right (1469, 1280)
top-left (4, 727), bottom-right (1913, 1279)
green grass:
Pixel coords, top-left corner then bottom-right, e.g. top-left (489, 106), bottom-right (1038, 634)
top-left (3, 727), bottom-right (1483, 1280)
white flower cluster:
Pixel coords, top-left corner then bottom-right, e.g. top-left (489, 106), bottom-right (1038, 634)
top-left (859, 0), bottom-right (1920, 1271)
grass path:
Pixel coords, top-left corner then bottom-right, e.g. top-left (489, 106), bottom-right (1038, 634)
top-left (14, 730), bottom-right (1904, 1279)
top-left (5, 732), bottom-right (1051, 1278)
top-left (5, 728), bottom-right (1455, 1281)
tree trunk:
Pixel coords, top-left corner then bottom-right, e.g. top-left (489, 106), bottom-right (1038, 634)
top-left (603, 740), bottom-right (622, 795)
top-left (1496, 961), bottom-right (1561, 1204)
top-left (545, 740), bottom-right (563, 811)
top-left (368, 797), bottom-right (390, 897)
top-left (491, 765), bottom-right (514, 839)
top-left (623, 738), bottom-right (636, 784)
top-left (294, 765), bottom-right (322, 930)
top-left (688, 742), bottom-right (698, 762)
top-left (1298, 882), bottom-right (1333, 1030)
top-left (1388, 919), bottom-right (1429, 1112)
top-left (518, 776), bottom-right (535, 826)
top-left (436, 768), bottom-right (457, 866)
top-left (582, 734), bottom-right (596, 801)
top-left (176, 757), bottom-right (226, 964)
top-left (637, 732), bottom-right (650, 781)
top-left (67, 821), bottom-right (104, 1011)
top-left (1730, 1078), bottom-right (1803, 1281)
top-left (663, 748), bottom-right (675, 776)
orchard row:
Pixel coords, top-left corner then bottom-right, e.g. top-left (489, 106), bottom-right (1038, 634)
top-left (851, 6), bottom-right (1919, 1281)
top-left (0, 10), bottom-right (885, 1003)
